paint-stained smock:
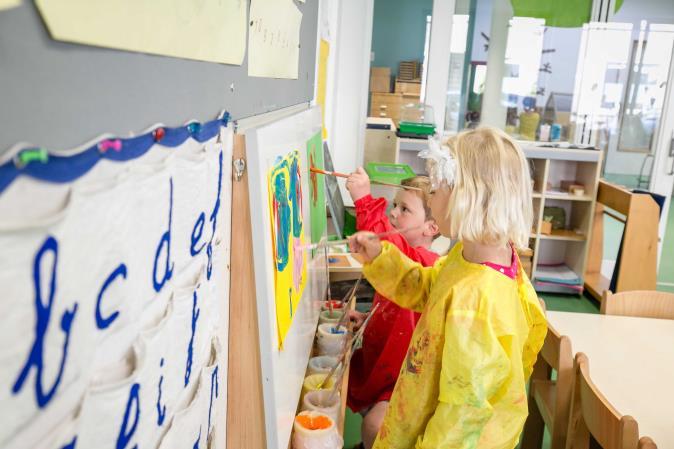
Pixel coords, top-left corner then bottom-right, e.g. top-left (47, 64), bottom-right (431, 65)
top-left (347, 194), bottom-right (438, 412)
top-left (364, 241), bottom-right (547, 449)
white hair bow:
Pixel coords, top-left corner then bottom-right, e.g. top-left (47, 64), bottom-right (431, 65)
top-left (418, 135), bottom-right (457, 189)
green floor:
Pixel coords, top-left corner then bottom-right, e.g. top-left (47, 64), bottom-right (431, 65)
top-left (344, 198), bottom-right (674, 448)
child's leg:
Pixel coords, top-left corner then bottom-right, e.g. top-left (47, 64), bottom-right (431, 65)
top-left (361, 401), bottom-right (388, 449)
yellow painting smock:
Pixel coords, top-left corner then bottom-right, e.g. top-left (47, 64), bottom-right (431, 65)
top-left (364, 241), bottom-right (547, 449)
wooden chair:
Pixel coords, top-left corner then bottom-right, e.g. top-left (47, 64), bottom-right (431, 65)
top-left (521, 323), bottom-right (573, 449)
top-left (638, 437), bottom-right (657, 449)
top-left (565, 353), bottom-right (639, 449)
top-left (601, 290), bottom-right (674, 320)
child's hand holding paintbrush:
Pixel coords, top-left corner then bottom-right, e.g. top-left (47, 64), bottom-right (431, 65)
top-left (348, 231), bottom-right (383, 264)
top-left (345, 167), bottom-right (372, 201)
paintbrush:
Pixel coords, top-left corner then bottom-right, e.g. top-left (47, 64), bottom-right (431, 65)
top-left (316, 342), bottom-right (348, 390)
top-left (332, 275), bottom-right (362, 332)
top-left (310, 167), bottom-right (422, 191)
top-left (300, 225), bottom-right (421, 252)
top-left (324, 302), bottom-right (381, 401)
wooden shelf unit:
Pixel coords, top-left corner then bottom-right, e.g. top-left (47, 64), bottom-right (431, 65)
top-left (521, 145), bottom-right (603, 294)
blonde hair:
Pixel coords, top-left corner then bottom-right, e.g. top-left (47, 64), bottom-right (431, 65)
top-left (400, 176), bottom-right (440, 240)
top-left (401, 176), bottom-right (433, 219)
top-left (443, 127), bottom-right (532, 249)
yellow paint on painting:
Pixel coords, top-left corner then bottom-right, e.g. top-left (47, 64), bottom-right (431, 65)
top-left (268, 150), bottom-right (307, 349)
top-left (317, 39), bottom-right (330, 139)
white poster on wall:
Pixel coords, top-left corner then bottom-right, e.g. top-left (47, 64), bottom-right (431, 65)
top-left (248, 0), bottom-right (303, 79)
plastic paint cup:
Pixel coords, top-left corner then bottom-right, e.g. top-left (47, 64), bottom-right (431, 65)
top-left (321, 300), bottom-right (344, 312)
top-left (302, 390), bottom-right (341, 425)
top-left (316, 324), bottom-right (347, 356)
top-left (307, 355), bottom-right (341, 376)
top-left (319, 309), bottom-right (344, 325)
top-left (292, 411), bottom-right (343, 449)
top-left (301, 373), bottom-right (337, 405)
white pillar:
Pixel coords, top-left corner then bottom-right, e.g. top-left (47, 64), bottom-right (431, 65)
top-left (480, 0), bottom-right (512, 128)
top-left (425, 0), bottom-right (456, 134)
top-left (329, 0), bottom-right (373, 206)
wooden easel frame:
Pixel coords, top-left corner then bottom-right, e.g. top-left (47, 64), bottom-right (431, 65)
top-left (584, 180), bottom-right (659, 301)
top-left (226, 133), bottom-right (351, 449)
top-left (226, 133), bottom-right (266, 448)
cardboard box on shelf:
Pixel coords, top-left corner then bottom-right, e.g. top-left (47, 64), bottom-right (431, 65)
top-left (369, 67), bottom-right (391, 93)
top-left (394, 78), bottom-right (421, 95)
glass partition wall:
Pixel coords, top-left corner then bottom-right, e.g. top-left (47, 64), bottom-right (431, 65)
top-left (444, 0), bottom-right (674, 188)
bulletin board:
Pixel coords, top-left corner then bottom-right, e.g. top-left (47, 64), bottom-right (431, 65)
top-left (244, 106), bottom-right (328, 449)
top-left (0, 118), bottom-right (233, 449)
top-left (0, 1), bottom-right (318, 153)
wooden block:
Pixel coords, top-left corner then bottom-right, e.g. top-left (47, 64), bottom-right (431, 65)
top-left (540, 221), bottom-right (552, 235)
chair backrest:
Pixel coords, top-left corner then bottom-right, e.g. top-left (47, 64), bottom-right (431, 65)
top-left (566, 353), bottom-right (639, 449)
top-left (638, 437), bottom-right (657, 449)
top-left (540, 324), bottom-right (574, 447)
top-left (601, 290), bottom-right (674, 320)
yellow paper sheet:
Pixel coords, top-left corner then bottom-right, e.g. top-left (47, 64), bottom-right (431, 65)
top-left (35, 0), bottom-right (247, 65)
top-left (0, 0), bottom-right (20, 11)
top-left (248, 0), bottom-right (303, 79)
top-left (317, 39), bottom-right (330, 139)
top-left (268, 150), bottom-right (307, 349)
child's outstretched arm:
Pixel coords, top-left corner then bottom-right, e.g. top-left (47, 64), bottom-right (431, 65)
top-left (350, 233), bottom-right (444, 312)
top-left (416, 311), bottom-right (511, 448)
top-left (347, 167), bottom-right (425, 257)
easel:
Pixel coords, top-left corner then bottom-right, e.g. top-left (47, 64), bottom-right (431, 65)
top-left (227, 134), bottom-right (266, 448)
top-left (584, 180), bottom-right (659, 302)
top-left (227, 133), bottom-right (352, 449)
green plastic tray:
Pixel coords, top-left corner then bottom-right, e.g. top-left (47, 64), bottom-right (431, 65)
top-left (398, 121), bottom-right (436, 136)
top-left (365, 162), bottom-right (416, 185)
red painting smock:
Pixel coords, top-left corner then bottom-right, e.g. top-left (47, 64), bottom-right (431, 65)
top-left (347, 195), bottom-right (438, 412)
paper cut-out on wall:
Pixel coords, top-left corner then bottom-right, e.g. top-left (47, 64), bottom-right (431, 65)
top-left (248, 0), bottom-right (302, 78)
top-left (35, 0), bottom-right (247, 65)
top-left (0, 0), bottom-right (20, 12)
top-left (268, 150), bottom-right (306, 348)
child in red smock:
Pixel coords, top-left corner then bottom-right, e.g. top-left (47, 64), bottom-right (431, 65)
top-left (345, 169), bottom-right (439, 449)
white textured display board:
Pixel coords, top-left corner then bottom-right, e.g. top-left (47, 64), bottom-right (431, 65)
top-left (0, 124), bottom-right (233, 449)
top-left (245, 106), bottom-right (327, 449)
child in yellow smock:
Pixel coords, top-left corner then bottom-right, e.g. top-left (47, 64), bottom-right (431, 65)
top-left (349, 127), bottom-right (547, 449)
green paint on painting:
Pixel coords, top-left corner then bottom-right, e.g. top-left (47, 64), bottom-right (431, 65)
top-left (307, 132), bottom-right (327, 244)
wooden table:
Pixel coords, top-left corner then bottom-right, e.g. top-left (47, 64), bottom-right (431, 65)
top-left (546, 311), bottom-right (674, 446)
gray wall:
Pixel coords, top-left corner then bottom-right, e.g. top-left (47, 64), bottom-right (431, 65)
top-left (0, 1), bottom-right (318, 153)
